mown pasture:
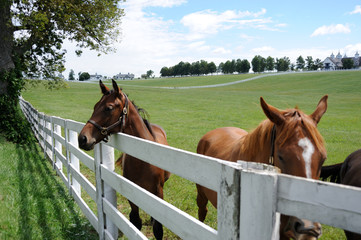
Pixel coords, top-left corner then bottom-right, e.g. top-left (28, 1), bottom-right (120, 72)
top-left (21, 70), bottom-right (361, 239)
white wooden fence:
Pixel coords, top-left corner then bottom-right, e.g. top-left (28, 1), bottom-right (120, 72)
top-left (19, 96), bottom-right (361, 240)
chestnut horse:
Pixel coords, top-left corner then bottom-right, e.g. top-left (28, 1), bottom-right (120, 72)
top-left (196, 96), bottom-right (328, 240)
top-left (321, 148), bottom-right (361, 240)
top-left (78, 80), bottom-right (170, 240)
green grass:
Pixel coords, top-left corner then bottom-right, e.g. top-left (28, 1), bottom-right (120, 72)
top-left (0, 135), bottom-right (98, 240)
top-left (19, 70), bottom-right (361, 239)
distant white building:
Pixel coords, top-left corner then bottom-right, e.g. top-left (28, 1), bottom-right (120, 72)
top-left (323, 51), bottom-right (361, 70)
top-left (114, 72), bottom-right (135, 80)
top-left (89, 73), bottom-right (103, 81)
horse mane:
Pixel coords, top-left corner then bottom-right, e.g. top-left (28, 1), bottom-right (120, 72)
top-left (243, 108), bottom-right (326, 159)
top-left (130, 100), bottom-right (155, 138)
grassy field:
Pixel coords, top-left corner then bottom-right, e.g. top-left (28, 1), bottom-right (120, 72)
top-left (19, 70), bottom-right (361, 239)
top-left (0, 134), bottom-right (98, 239)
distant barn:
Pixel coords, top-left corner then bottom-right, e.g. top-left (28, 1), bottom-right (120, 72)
top-left (323, 51), bottom-right (361, 70)
top-left (114, 72), bottom-right (135, 80)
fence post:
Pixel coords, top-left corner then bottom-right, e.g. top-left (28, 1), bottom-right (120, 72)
top-left (217, 163), bottom-right (241, 239)
top-left (54, 124), bottom-right (63, 171)
top-left (69, 129), bottom-right (81, 195)
top-left (94, 143), bottom-right (118, 240)
top-left (239, 164), bottom-right (280, 240)
top-left (45, 120), bottom-right (52, 160)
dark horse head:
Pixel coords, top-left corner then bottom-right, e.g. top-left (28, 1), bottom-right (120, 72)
top-left (78, 80), bottom-right (129, 150)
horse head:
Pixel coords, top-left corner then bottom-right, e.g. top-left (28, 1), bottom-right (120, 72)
top-left (78, 80), bottom-right (128, 150)
top-left (260, 95), bottom-right (328, 239)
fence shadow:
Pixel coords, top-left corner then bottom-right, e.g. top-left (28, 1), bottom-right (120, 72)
top-left (15, 141), bottom-right (98, 240)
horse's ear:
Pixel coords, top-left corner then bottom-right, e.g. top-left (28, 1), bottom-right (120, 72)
top-left (99, 80), bottom-right (110, 95)
top-left (260, 97), bottom-right (285, 125)
top-left (112, 79), bottom-right (120, 94)
top-left (310, 95), bottom-right (328, 124)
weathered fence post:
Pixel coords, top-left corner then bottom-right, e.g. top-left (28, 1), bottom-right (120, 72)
top-left (238, 161), bottom-right (280, 240)
top-left (68, 129), bottom-right (81, 195)
top-left (95, 143), bottom-right (118, 240)
top-left (217, 162), bottom-right (241, 239)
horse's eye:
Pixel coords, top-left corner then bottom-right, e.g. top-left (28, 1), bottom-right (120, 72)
top-left (105, 106), bottom-right (114, 111)
top-left (278, 155), bottom-right (285, 163)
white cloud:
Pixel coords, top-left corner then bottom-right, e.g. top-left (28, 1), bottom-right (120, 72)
top-left (251, 46), bottom-right (275, 53)
top-left (311, 24), bottom-right (351, 37)
top-left (123, 0), bottom-right (187, 9)
top-left (180, 8), bottom-right (277, 40)
top-left (212, 47), bottom-right (232, 54)
top-left (349, 5), bottom-right (361, 15)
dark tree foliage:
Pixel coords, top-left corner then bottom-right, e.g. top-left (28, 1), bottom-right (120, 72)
top-left (0, 0), bottom-right (124, 143)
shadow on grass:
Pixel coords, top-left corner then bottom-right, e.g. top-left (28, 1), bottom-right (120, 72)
top-left (15, 141), bottom-right (98, 240)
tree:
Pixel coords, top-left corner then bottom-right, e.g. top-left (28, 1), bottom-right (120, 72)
top-left (266, 56), bottom-right (275, 71)
top-left (306, 56), bottom-right (314, 71)
top-left (223, 60), bottom-right (236, 74)
top-left (146, 70), bottom-right (154, 78)
top-left (296, 56), bottom-right (305, 70)
top-left (240, 59), bottom-right (251, 73)
top-left (275, 57), bottom-right (290, 72)
top-left (199, 60), bottom-right (209, 75)
top-left (0, 0), bottom-right (124, 143)
top-left (252, 55), bottom-right (266, 73)
top-left (68, 69), bottom-right (75, 80)
top-left (342, 58), bottom-right (354, 69)
top-left (79, 72), bottom-right (90, 81)
top-left (207, 62), bottom-right (217, 75)
top-left (313, 58), bottom-right (323, 70)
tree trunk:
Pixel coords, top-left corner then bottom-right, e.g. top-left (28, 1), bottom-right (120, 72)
top-left (0, 1), bottom-right (14, 95)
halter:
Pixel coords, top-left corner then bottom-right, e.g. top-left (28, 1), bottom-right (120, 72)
top-left (269, 124), bottom-right (276, 165)
top-left (87, 93), bottom-right (129, 143)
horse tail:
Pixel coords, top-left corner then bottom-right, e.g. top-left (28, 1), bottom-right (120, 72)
top-left (320, 163), bottom-right (343, 183)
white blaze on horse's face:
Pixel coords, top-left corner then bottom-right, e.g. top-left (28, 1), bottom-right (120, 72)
top-left (298, 137), bottom-right (315, 179)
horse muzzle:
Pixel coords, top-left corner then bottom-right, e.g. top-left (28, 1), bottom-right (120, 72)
top-left (78, 133), bottom-right (96, 151)
top-left (284, 217), bottom-right (322, 240)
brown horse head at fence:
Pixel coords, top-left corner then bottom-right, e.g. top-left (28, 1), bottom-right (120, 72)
top-left (78, 80), bottom-right (170, 240)
top-left (196, 95), bottom-right (328, 240)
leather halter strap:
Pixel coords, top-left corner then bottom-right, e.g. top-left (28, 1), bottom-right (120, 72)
top-left (87, 93), bottom-right (129, 142)
top-left (269, 124), bottom-right (276, 165)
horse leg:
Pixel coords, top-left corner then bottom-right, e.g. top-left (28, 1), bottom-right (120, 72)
top-left (152, 184), bottom-right (164, 240)
top-left (129, 201), bottom-right (142, 230)
top-left (196, 184), bottom-right (208, 222)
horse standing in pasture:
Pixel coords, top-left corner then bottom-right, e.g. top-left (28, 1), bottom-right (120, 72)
top-left (78, 80), bottom-right (170, 240)
top-left (320, 148), bottom-right (361, 240)
top-left (196, 95), bottom-right (328, 240)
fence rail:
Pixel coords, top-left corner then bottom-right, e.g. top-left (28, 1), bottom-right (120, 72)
top-left (19, 96), bottom-right (361, 240)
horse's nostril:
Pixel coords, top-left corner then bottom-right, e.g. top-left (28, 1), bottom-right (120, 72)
top-left (78, 135), bottom-right (87, 147)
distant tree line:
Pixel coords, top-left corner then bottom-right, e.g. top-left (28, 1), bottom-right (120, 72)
top-left (160, 54), bottom-right (330, 77)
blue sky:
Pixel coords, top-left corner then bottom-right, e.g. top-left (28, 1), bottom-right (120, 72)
top-left (63, 0), bottom-right (361, 78)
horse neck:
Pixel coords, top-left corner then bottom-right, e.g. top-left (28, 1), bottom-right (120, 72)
top-left (239, 120), bottom-right (273, 163)
top-left (123, 102), bottom-right (155, 141)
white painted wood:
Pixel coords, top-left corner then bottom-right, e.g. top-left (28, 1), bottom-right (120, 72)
top-left (54, 124), bottom-right (63, 171)
top-left (108, 133), bottom-right (230, 191)
top-left (69, 129), bottom-right (81, 195)
top-left (101, 165), bottom-right (218, 240)
top-left (277, 174), bottom-right (361, 234)
top-left (95, 144), bottom-right (106, 240)
top-left (103, 198), bottom-right (148, 240)
top-left (65, 119), bottom-right (84, 133)
top-left (239, 169), bottom-right (279, 240)
top-left (100, 143), bottom-right (118, 239)
top-left (72, 187), bottom-right (99, 232)
top-left (67, 141), bottom-right (95, 171)
top-left (217, 163), bottom-right (241, 240)
top-left (69, 163), bottom-right (97, 201)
